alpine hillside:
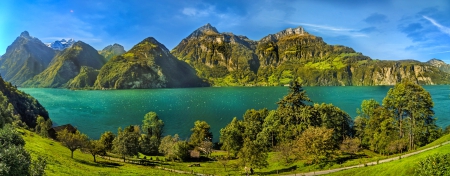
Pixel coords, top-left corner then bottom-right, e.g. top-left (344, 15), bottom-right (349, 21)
top-left (22, 41), bottom-right (107, 88)
top-left (98, 43), bottom-right (126, 61)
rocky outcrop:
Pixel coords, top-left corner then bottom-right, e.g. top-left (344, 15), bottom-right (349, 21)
top-left (99, 43), bottom-right (126, 61)
top-left (95, 37), bottom-right (207, 89)
top-left (427, 59), bottom-right (450, 74)
top-left (0, 31), bottom-right (55, 85)
top-left (22, 41), bottom-right (106, 88)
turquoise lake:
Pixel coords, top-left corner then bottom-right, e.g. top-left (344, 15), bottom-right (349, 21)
top-left (20, 86), bottom-right (450, 141)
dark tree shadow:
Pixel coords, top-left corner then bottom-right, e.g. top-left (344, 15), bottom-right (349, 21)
top-left (73, 158), bottom-right (122, 168)
top-left (256, 165), bottom-right (298, 175)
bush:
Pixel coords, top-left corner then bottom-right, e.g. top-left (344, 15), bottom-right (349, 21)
top-left (415, 153), bottom-right (450, 176)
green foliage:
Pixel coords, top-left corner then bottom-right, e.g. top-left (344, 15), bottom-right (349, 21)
top-left (158, 134), bottom-right (189, 161)
top-left (0, 92), bottom-right (17, 128)
top-left (57, 129), bottom-right (88, 159)
top-left (112, 126), bottom-right (141, 162)
top-left (82, 139), bottom-right (105, 162)
top-left (220, 117), bottom-right (243, 157)
top-left (0, 124), bottom-right (25, 147)
top-left (99, 131), bottom-right (115, 152)
top-left (294, 126), bottom-right (335, 164)
top-left (415, 153), bottom-right (450, 176)
top-left (35, 116), bottom-right (52, 137)
top-left (140, 111), bottom-right (164, 155)
top-left (238, 137), bottom-right (269, 169)
top-left (189, 120), bottom-right (213, 147)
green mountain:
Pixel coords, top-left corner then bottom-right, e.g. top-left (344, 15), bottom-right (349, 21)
top-left (65, 66), bottom-right (99, 89)
top-left (0, 31), bottom-right (55, 86)
top-left (172, 24), bottom-right (450, 86)
top-left (94, 37), bottom-right (207, 89)
top-left (22, 41), bottom-right (106, 88)
top-left (0, 76), bottom-right (49, 128)
top-left (99, 43), bottom-right (126, 61)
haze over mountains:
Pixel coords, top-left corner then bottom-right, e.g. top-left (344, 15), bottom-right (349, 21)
top-left (0, 24), bottom-right (450, 89)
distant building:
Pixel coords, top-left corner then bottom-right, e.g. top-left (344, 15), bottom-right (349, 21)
top-left (48, 124), bottom-right (77, 140)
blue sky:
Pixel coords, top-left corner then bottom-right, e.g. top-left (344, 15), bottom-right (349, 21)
top-left (1, 0), bottom-right (450, 62)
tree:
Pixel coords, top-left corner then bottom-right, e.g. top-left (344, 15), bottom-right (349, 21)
top-left (364, 107), bottom-right (396, 154)
top-left (383, 80), bottom-right (436, 150)
top-left (113, 126), bottom-right (141, 162)
top-left (238, 137), bottom-right (268, 169)
top-left (0, 124), bottom-right (46, 176)
top-left (200, 141), bottom-right (213, 157)
top-left (82, 140), bottom-right (105, 162)
top-left (274, 141), bottom-right (294, 165)
top-left (35, 116), bottom-right (52, 138)
top-left (189, 120), bottom-right (213, 147)
top-left (354, 99), bottom-right (380, 145)
top-left (141, 112), bottom-right (164, 155)
top-left (99, 131), bottom-right (115, 153)
top-left (57, 129), bottom-right (88, 158)
top-left (314, 103), bottom-right (352, 147)
top-left (339, 137), bottom-right (361, 157)
top-left (142, 111), bottom-right (164, 139)
top-left (158, 134), bottom-right (189, 161)
top-left (295, 126), bottom-right (334, 164)
top-left (220, 117), bottom-right (242, 157)
top-left (258, 110), bottom-right (281, 148)
top-left (0, 92), bottom-right (18, 128)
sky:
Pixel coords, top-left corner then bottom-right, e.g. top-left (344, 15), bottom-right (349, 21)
top-left (1, 0), bottom-right (450, 63)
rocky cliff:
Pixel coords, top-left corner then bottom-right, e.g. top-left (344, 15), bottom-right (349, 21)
top-left (0, 31), bottom-right (55, 85)
top-left (22, 41), bottom-right (106, 88)
top-left (95, 37), bottom-right (207, 89)
top-left (172, 24), bottom-right (450, 86)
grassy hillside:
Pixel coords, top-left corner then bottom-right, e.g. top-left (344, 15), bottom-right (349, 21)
top-left (21, 129), bottom-right (186, 176)
top-left (326, 134), bottom-right (450, 176)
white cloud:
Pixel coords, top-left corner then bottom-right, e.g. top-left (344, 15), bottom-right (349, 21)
top-left (423, 16), bottom-right (450, 36)
top-left (286, 21), bottom-right (367, 37)
top-left (181, 7), bottom-right (213, 17)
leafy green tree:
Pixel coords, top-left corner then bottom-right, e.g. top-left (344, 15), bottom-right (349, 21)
top-left (57, 129), bottom-right (88, 159)
top-left (220, 117), bottom-right (243, 157)
top-left (158, 134), bottom-right (189, 161)
top-left (314, 103), bottom-right (352, 147)
top-left (339, 137), bottom-right (361, 157)
top-left (274, 141), bottom-right (294, 165)
top-left (35, 116), bottom-right (52, 138)
top-left (364, 107), bottom-right (396, 154)
top-left (295, 126), bottom-right (334, 164)
top-left (113, 125), bottom-right (141, 162)
top-left (189, 120), bottom-right (213, 147)
top-left (383, 80), bottom-right (436, 150)
top-left (354, 99), bottom-right (380, 145)
top-left (99, 131), bottom-right (115, 153)
top-left (258, 110), bottom-right (281, 148)
top-left (238, 137), bottom-right (268, 169)
top-left (142, 111), bottom-right (164, 139)
top-left (200, 141), bottom-right (213, 157)
top-left (82, 139), bottom-right (105, 162)
top-left (0, 124), bottom-right (47, 176)
top-left (141, 112), bottom-right (164, 155)
top-left (0, 92), bottom-right (18, 128)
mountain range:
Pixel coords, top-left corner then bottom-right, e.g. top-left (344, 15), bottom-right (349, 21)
top-left (45, 38), bottom-right (76, 50)
top-left (0, 24), bottom-right (449, 89)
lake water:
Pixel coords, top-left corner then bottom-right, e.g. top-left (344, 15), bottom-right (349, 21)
top-left (20, 86), bottom-right (450, 141)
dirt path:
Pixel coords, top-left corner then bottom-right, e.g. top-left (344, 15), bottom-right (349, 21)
top-left (285, 141), bottom-right (450, 176)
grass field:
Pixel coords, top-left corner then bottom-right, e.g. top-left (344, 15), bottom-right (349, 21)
top-left (325, 133), bottom-right (450, 176)
top-left (21, 129), bottom-right (187, 176)
top-left (21, 127), bottom-right (450, 176)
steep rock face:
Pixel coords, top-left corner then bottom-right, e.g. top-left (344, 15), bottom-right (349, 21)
top-left (0, 31), bottom-right (55, 85)
top-left (427, 59), bottom-right (450, 74)
top-left (95, 37), bottom-right (206, 89)
top-left (99, 43), bottom-right (126, 61)
top-left (171, 23), bottom-right (259, 86)
top-left (172, 24), bottom-right (450, 86)
top-left (0, 76), bottom-right (49, 128)
top-left (22, 41), bottom-right (106, 88)
top-left (65, 66), bottom-right (99, 89)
